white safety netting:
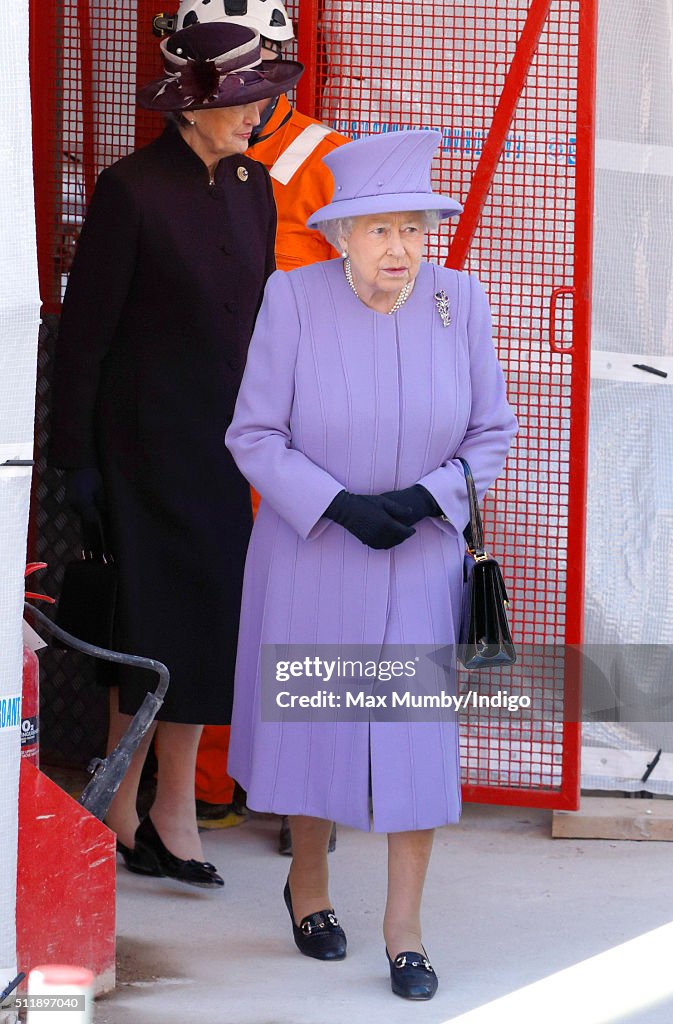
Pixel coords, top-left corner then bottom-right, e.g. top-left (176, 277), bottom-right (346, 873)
top-left (59, 4), bottom-right (138, 299)
top-left (582, 0), bottom-right (673, 793)
top-left (0, 0), bottom-right (41, 981)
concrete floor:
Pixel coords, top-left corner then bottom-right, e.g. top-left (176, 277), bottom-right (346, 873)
top-left (94, 804), bottom-right (673, 1024)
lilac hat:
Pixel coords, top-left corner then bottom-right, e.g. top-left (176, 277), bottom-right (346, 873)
top-left (137, 22), bottom-right (303, 111)
top-left (307, 130), bottom-right (462, 227)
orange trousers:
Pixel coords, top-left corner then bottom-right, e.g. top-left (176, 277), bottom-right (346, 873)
top-left (195, 724), bottom-right (233, 803)
top-left (195, 486), bottom-right (260, 804)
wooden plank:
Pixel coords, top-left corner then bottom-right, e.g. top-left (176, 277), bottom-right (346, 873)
top-left (581, 745), bottom-right (673, 785)
top-left (552, 796), bottom-right (673, 841)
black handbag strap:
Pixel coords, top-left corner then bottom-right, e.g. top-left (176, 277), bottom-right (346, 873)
top-left (458, 458), bottom-right (485, 556)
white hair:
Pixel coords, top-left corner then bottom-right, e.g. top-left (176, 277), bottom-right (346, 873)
top-left (314, 210), bottom-right (442, 250)
top-left (315, 218), bottom-right (354, 251)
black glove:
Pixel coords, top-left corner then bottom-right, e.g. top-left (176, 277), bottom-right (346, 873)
top-left (323, 491), bottom-right (416, 550)
top-left (378, 484), bottom-right (442, 527)
top-left (65, 467), bottom-right (106, 524)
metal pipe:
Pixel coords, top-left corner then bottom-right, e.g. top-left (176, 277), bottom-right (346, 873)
top-left (24, 603), bottom-right (169, 822)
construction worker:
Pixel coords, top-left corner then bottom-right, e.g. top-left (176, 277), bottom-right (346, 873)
top-left (167, 0), bottom-right (349, 849)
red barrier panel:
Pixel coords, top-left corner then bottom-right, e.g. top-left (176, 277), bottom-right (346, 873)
top-left (17, 762), bottom-right (116, 993)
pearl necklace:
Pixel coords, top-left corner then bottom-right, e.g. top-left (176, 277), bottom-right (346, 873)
top-left (343, 257), bottom-right (412, 315)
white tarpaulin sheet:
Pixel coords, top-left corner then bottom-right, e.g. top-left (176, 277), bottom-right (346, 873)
top-left (583, 0), bottom-right (673, 792)
top-left (0, 0), bottom-right (41, 981)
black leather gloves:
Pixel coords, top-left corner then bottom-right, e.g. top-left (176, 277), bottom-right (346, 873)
top-left (324, 491), bottom-right (416, 550)
top-left (378, 484), bottom-right (442, 526)
top-left (65, 467), bottom-right (106, 524)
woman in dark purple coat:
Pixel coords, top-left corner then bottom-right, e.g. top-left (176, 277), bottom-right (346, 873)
top-left (50, 23), bottom-right (302, 887)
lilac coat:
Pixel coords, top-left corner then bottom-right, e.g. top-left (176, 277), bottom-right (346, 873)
top-left (225, 259), bottom-right (518, 832)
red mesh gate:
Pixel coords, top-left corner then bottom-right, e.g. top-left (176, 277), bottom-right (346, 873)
top-left (29, 0), bottom-right (594, 807)
top-left (293, 0), bottom-right (594, 809)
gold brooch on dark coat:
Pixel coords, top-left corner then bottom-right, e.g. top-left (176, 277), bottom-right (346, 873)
top-left (237, 166), bottom-right (249, 182)
top-left (434, 290), bottom-right (451, 327)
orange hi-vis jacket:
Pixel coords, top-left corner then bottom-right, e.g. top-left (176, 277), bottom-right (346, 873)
top-left (195, 99), bottom-right (349, 809)
top-left (247, 94), bottom-right (349, 271)
top-left (245, 95), bottom-right (349, 520)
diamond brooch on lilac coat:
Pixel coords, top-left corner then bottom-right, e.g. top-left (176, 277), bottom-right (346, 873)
top-left (434, 290), bottom-right (451, 327)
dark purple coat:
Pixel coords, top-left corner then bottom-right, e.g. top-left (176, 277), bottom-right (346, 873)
top-left (51, 125), bottom-right (277, 723)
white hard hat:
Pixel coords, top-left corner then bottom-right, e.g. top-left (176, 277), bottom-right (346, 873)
top-left (176, 0), bottom-right (294, 43)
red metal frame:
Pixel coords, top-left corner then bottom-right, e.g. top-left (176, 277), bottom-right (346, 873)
top-left (295, 0), bottom-right (319, 117)
top-left (76, 0), bottom-right (96, 207)
top-left (29, 1), bottom-right (59, 312)
top-left (558, 0), bottom-right (599, 810)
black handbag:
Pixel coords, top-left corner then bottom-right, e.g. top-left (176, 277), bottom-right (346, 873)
top-left (457, 458), bottom-right (516, 669)
top-left (55, 516), bottom-right (118, 649)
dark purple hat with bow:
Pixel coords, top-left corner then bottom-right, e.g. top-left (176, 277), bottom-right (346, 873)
top-left (137, 22), bottom-right (303, 111)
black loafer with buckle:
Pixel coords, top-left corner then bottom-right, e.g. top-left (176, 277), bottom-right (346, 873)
top-left (386, 948), bottom-right (438, 1000)
top-left (283, 879), bottom-right (347, 960)
top-left (133, 815), bottom-right (224, 889)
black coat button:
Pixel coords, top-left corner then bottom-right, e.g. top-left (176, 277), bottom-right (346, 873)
top-left (225, 300), bottom-right (238, 313)
top-left (226, 355), bottom-right (241, 371)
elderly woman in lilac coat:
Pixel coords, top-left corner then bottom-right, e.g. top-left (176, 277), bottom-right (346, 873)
top-left (225, 130), bottom-right (518, 1000)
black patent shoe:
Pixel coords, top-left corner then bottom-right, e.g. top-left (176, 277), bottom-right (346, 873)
top-left (283, 879), bottom-right (347, 960)
top-left (116, 837), bottom-right (163, 877)
top-left (387, 948), bottom-right (438, 1000)
top-left (133, 815), bottom-right (224, 888)
top-left (278, 817), bottom-right (337, 856)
